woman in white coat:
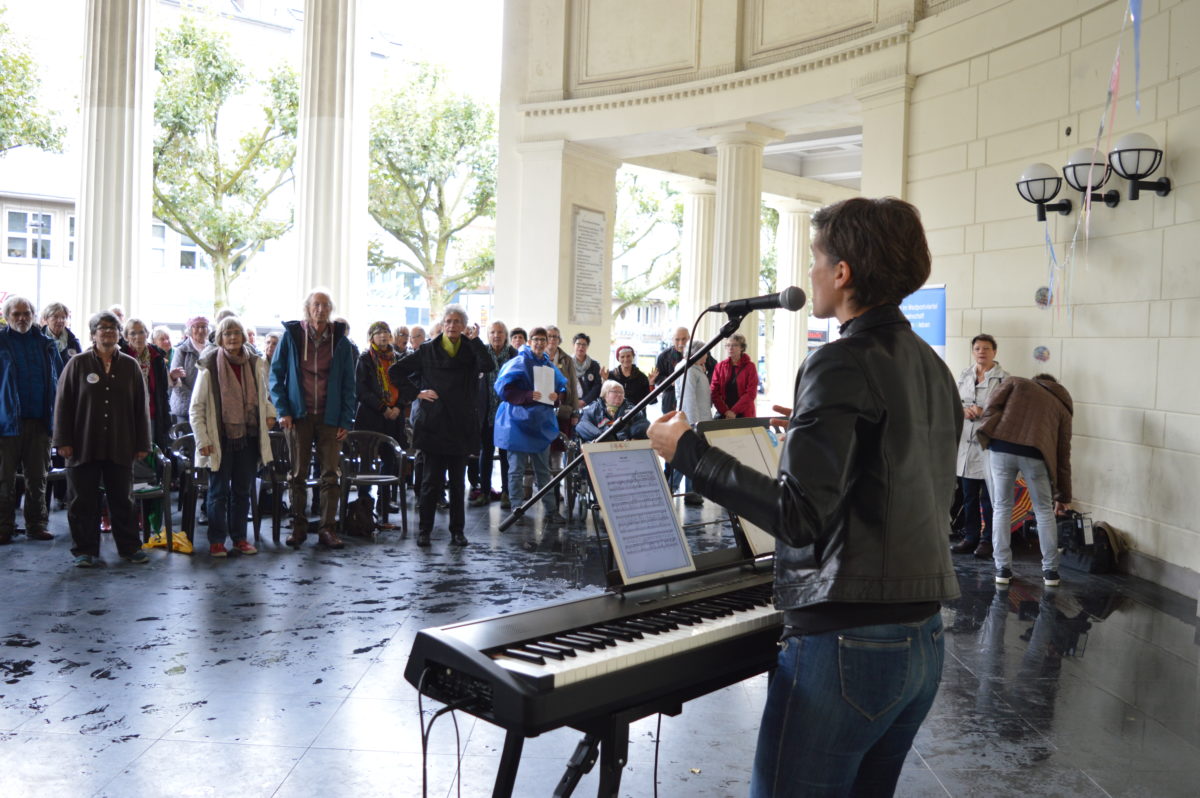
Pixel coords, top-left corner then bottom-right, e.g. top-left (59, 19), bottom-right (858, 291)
top-left (190, 317), bottom-right (275, 557)
top-left (672, 341), bottom-right (714, 506)
top-left (952, 333), bottom-right (1008, 557)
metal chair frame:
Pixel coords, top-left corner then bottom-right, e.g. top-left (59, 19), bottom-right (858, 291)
top-left (338, 430), bottom-right (407, 536)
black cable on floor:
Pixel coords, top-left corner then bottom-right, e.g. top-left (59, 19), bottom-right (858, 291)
top-left (653, 712), bottom-right (663, 798)
top-left (417, 668), bottom-right (470, 798)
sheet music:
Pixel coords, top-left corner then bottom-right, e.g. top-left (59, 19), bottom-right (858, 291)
top-left (583, 442), bottom-right (694, 583)
top-left (703, 427), bottom-right (780, 556)
top-left (533, 365), bottom-right (555, 404)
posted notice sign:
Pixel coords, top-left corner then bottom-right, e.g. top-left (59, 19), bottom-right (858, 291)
top-left (900, 285), bottom-right (946, 359)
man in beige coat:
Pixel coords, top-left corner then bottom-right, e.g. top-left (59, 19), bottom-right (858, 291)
top-left (977, 373), bottom-right (1073, 587)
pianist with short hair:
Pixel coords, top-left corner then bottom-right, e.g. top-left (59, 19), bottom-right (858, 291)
top-left (649, 197), bottom-right (962, 797)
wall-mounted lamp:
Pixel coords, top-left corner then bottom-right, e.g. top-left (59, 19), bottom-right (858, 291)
top-left (1108, 132), bottom-right (1171, 200)
top-left (1063, 148), bottom-right (1119, 208)
top-left (1016, 162), bottom-right (1072, 222)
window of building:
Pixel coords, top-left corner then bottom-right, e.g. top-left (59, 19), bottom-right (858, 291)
top-left (181, 234), bottom-right (197, 269)
top-left (6, 210), bottom-right (53, 261)
top-left (68, 215), bottom-right (76, 262)
top-left (151, 223), bottom-right (166, 268)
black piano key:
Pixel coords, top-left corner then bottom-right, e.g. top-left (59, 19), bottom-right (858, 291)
top-left (623, 619), bottom-right (665, 634)
top-left (554, 635), bottom-right (599, 651)
top-left (523, 644), bottom-right (566, 660)
top-left (662, 610), bottom-right (700, 625)
top-left (573, 631), bottom-right (617, 647)
top-left (500, 648), bottom-right (545, 665)
top-left (534, 641), bottom-right (578, 657)
top-left (594, 625), bottom-right (640, 642)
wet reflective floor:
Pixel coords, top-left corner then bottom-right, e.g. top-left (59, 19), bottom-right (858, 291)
top-left (0, 495), bottom-right (1197, 797)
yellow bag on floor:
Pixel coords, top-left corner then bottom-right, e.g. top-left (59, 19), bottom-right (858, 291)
top-left (169, 533), bottom-right (194, 554)
top-left (142, 531), bottom-right (167, 550)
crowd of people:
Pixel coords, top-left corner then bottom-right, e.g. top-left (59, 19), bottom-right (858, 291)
top-left (0, 290), bottom-right (765, 563)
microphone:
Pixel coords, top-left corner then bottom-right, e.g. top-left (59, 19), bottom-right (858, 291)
top-left (707, 286), bottom-right (806, 315)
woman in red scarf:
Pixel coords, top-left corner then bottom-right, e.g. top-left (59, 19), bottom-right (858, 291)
top-left (121, 318), bottom-right (171, 450)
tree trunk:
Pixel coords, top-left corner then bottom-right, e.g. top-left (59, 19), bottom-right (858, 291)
top-left (212, 254), bottom-right (232, 315)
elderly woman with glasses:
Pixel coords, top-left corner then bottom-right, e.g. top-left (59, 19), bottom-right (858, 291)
top-left (53, 311), bottom-right (152, 567)
top-left (121, 317), bottom-right (171, 453)
top-left (391, 305), bottom-right (494, 548)
top-left (169, 316), bottom-right (211, 425)
top-left (710, 333), bottom-right (758, 419)
top-left (576, 380), bottom-right (649, 442)
top-left (189, 316), bottom-right (275, 557)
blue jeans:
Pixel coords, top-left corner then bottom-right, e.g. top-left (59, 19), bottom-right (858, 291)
top-left (989, 451), bottom-right (1059, 571)
top-left (506, 448), bottom-right (554, 512)
top-left (206, 440), bottom-right (258, 546)
top-left (751, 613), bottom-right (945, 798)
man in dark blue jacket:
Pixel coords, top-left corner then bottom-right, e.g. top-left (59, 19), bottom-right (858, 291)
top-left (650, 198), bottom-right (961, 797)
top-left (269, 290), bottom-right (357, 549)
top-left (0, 296), bottom-right (62, 544)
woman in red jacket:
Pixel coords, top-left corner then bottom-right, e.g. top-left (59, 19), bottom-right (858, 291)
top-left (710, 333), bottom-right (758, 418)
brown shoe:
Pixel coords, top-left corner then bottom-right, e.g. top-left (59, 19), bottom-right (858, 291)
top-left (27, 529), bottom-right (54, 541)
top-left (317, 529), bottom-right (344, 549)
top-left (285, 531), bottom-right (307, 548)
top-left (974, 540), bottom-right (993, 559)
top-left (950, 539), bottom-right (976, 554)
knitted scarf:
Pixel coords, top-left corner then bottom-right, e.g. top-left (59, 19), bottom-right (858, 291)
top-left (217, 347), bottom-right (257, 448)
top-left (371, 342), bottom-right (398, 407)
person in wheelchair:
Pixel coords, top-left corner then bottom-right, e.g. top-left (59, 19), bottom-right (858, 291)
top-left (576, 380), bottom-right (649, 443)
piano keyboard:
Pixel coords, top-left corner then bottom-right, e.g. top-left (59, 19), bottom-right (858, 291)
top-left (488, 584), bottom-right (779, 688)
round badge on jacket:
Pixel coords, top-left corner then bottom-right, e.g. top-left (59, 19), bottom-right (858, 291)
top-left (86, 373), bottom-right (100, 384)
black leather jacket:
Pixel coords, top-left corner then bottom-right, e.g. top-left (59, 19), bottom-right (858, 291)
top-left (672, 305), bottom-right (962, 609)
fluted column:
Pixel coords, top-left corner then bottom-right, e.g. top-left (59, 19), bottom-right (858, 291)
top-left (704, 122), bottom-right (783, 364)
top-left (769, 200), bottom-right (812, 405)
top-left (295, 0), bottom-right (364, 317)
top-left (677, 179), bottom-right (716, 336)
top-left (77, 0), bottom-right (151, 319)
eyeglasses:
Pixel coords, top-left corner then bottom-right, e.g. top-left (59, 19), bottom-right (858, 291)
top-left (96, 325), bottom-right (119, 333)
top-left (530, 336), bottom-right (548, 343)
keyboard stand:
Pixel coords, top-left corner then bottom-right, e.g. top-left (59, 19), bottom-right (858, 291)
top-left (557, 699), bottom-right (684, 797)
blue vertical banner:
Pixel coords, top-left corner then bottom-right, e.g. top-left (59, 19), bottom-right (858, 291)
top-left (900, 285), bottom-right (947, 359)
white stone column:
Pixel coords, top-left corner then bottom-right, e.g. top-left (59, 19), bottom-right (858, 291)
top-left (704, 122), bottom-right (783, 363)
top-left (77, 0), bottom-right (151, 319)
top-left (769, 200), bottom-right (812, 406)
top-left (855, 75), bottom-right (914, 198)
top-left (676, 179), bottom-right (715, 335)
top-left (295, 0), bottom-right (364, 318)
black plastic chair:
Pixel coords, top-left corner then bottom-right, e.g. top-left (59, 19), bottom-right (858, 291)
top-left (169, 434), bottom-right (205, 545)
top-left (338, 431), bottom-right (407, 536)
top-left (257, 430), bottom-right (290, 545)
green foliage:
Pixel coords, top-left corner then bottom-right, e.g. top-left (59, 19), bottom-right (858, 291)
top-left (0, 8), bottom-right (66, 156)
top-left (759, 205), bottom-right (779, 294)
top-left (611, 172), bottom-right (683, 321)
top-left (152, 16), bottom-right (298, 313)
top-left (368, 64), bottom-right (497, 317)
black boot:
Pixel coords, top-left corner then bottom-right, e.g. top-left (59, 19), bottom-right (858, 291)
top-left (450, 533), bottom-right (469, 547)
top-left (416, 531), bottom-right (431, 547)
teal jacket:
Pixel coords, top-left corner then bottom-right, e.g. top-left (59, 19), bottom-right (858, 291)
top-left (269, 320), bottom-right (357, 429)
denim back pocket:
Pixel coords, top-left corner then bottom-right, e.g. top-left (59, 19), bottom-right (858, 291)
top-left (838, 635), bottom-right (911, 720)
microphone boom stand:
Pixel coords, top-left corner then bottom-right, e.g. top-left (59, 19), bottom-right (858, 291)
top-left (497, 310), bottom-right (749, 532)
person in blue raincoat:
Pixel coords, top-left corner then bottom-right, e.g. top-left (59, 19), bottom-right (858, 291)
top-left (494, 326), bottom-right (568, 525)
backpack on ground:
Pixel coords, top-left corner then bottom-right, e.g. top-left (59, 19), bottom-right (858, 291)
top-left (343, 495), bottom-right (378, 538)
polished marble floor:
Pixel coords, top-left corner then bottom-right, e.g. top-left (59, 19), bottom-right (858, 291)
top-left (0, 492), bottom-right (1197, 797)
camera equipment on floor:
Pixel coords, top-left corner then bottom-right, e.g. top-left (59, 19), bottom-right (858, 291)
top-left (1055, 510), bottom-right (1119, 574)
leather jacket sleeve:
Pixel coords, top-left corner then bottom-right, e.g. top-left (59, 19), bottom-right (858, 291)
top-left (674, 345), bottom-right (874, 549)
